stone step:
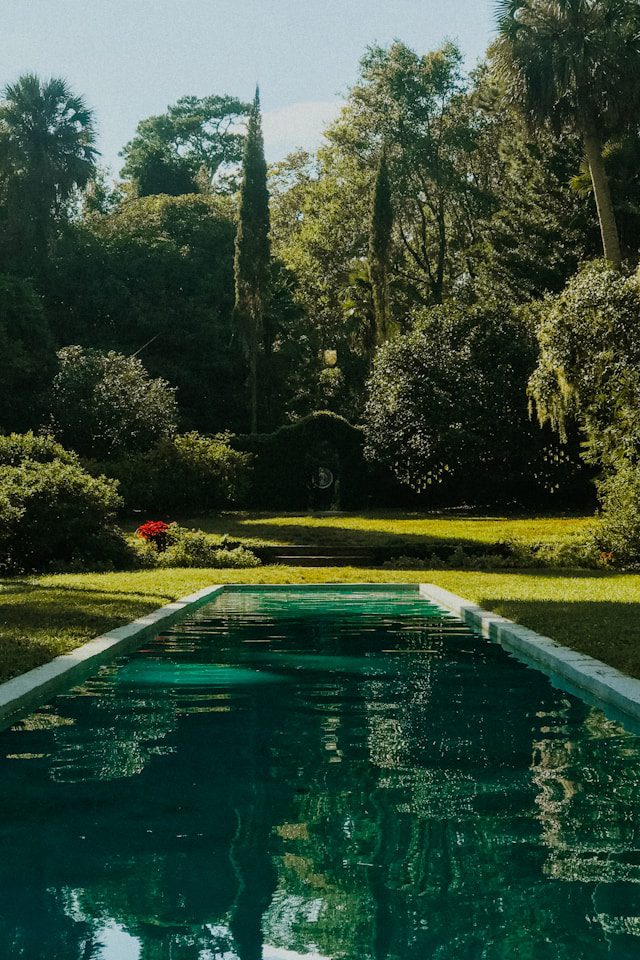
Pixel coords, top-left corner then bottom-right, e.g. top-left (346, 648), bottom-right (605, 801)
top-left (257, 544), bottom-right (377, 567)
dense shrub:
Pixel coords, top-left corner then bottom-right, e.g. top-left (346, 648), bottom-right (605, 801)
top-left (46, 195), bottom-right (245, 434)
top-left (0, 452), bottom-right (125, 573)
top-left (159, 530), bottom-right (260, 568)
top-left (529, 263), bottom-right (640, 555)
top-left (51, 346), bottom-right (178, 459)
top-left (529, 261), bottom-right (640, 469)
top-left (383, 539), bottom-right (601, 570)
top-left (364, 302), bottom-right (586, 506)
top-left (131, 523), bottom-right (260, 568)
top-left (102, 432), bottom-right (252, 512)
top-left (0, 431), bottom-right (78, 466)
top-left (0, 275), bottom-right (57, 434)
top-left (235, 411), bottom-right (374, 509)
top-left (595, 462), bottom-right (640, 563)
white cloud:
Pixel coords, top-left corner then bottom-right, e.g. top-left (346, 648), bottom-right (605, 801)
top-left (262, 99), bottom-right (343, 161)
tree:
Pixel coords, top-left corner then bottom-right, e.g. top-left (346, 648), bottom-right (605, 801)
top-left (234, 88), bottom-right (271, 433)
top-left (493, 0), bottom-right (640, 269)
top-left (368, 148), bottom-right (393, 347)
top-left (327, 42), bottom-right (493, 306)
top-left (0, 74), bottom-right (97, 270)
top-left (120, 94), bottom-right (250, 196)
top-left (0, 274), bottom-right (56, 432)
top-left (364, 302), bottom-right (577, 504)
top-left (269, 44), bottom-right (499, 420)
top-left (529, 261), bottom-right (640, 468)
top-left (466, 65), bottom-right (598, 302)
top-left (46, 193), bottom-right (245, 433)
top-left (51, 346), bottom-right (178, 459)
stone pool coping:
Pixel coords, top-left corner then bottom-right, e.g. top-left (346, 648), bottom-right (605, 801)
top-left (420, 583), bottom-right (640, 725)
top-left (0, 584), bottom-right (224, 730)
top-left (2, 580), bottom-right (640, 731)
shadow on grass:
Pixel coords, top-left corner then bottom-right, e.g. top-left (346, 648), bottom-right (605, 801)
top-left (473, 596), bottom-right (640, 678)
top-left (173, 515), bottom-right (517, 556)
top-left (1, 580), bottom-right (176, 604)
top-left (0, 581), bottom-right (175, 681)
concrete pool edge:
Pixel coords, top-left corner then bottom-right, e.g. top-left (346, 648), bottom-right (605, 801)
top-left (420, 583), bottom-right (640, 723)
top-left (5, 578), bottom-right (640, 731)
top-left (0, 584), bottom-right (225, 730)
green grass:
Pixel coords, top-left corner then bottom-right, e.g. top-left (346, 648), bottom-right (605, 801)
top-left (3, 563), bottom-right (640, 686)
top-left (125, 510), bottom-right (595, 552)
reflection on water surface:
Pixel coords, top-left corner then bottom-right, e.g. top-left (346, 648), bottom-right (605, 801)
top-left (0, 587), bottom-right (639, 959)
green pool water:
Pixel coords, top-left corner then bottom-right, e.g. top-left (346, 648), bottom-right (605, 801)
top-left (1, 586), bottom-right (640, 959)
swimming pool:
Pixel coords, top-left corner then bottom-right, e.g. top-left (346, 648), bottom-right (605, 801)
top-left (0, 585), bottom-right (639, 958)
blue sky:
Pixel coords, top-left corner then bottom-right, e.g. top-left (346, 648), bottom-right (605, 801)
top-left (1, 0), bottom-right (495, 174)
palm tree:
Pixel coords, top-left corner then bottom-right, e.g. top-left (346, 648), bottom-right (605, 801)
top-left (0, 74), bottom-right (97, 268)
top-left (494, 0), bottom-right (640, 269)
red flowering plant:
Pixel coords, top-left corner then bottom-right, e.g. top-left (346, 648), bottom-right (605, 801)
top-left (136, 520), bottom-right (171, 552)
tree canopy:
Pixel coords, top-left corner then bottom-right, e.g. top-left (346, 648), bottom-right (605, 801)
top-left (120, 93), bottom-right (250, 196)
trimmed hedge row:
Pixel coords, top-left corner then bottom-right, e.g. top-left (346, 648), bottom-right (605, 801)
top-left (233, 411), bottom-right (377, 510)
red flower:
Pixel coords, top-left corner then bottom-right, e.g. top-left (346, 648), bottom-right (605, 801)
top-left (137, 520), bottom-right (170, 550)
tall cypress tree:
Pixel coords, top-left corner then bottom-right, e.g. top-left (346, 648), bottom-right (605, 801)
top-left (234, 87), bottom-right (271, 433)
top-left (368, 148), bottom-right (393, 347)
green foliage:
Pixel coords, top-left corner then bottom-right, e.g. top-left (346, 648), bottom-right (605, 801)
top-left (268, 44), bottom-right (533, 418)
top-left (570, 134), bottom-right (640, 261)
top-left (0, 275), bottom-right (56, 432)
top-left (493, 0), bottom-right (640, 267)
top-left (120, 93), bottom-right (249, 196)
top-left (529, 261), bottom-right (640, 467)
top-left (596, 461), bottom-right (640, 562)
top-left (364, 302), bottom-right (582, 504)
top-left (324, 41), bottom-right (495, 306)
top-left (234, 89), bottom-right (271, 432)
top-left (0, 439), bottom-right (125, 573)
top-left (368, 148), bottom-right (393, 346)
top-left (494, 0), bottom-right (640, 137)
top-left (51, 346), bottom-right (178, 459)
top-left (0, 74), bottom-right (97, 271)
top-left (468, 67), bottom-right (596, 301)
top-left (0, 431), bottom-right (78, 466)
top-left (235, 411), bottom-right (373, 509)
top-left (154, 526), bottom-right (260, 568)
top-left (384, 538), bottom-right (602, 570)
top-left (46, 194), bottom-right (243, 433)
top-left (102, 432), bottom-right (252, 513)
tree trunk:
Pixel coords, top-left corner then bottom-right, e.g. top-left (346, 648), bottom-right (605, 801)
top-left (582, 127), bottom-right (622, 270)
top-left (249, 351), bottom-right (258, 434)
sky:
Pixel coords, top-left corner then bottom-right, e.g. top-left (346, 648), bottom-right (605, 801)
top-left (0, 0), bottom-right (495, 175)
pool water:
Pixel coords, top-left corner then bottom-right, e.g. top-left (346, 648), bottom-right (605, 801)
top-left (1, 586), bottom-right (640, 959)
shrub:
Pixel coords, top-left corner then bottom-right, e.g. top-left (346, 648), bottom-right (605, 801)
top-left (0, 455), bottom-right (125, 573)
top-left (51, 346), bottom-right (178, 459)
top-left (136, 520), bottom-right (170, 549)
top-left (130, 523), bottom-right (261, 568)
top-left (102, 432), bottom-right (251, 512)
top-left (364, 302), bottom-right (586, 506)
top-left (0, 431), bottom-right (78, 466)
top-left (595, 462), bottom-right (640, 563)
top-left (383, 538), bottom-right (601, 570)
top-left (529, 261), bottom-right (640, 469)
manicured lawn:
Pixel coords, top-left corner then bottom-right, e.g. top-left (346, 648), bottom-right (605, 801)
top-left (126, 510), bottom-right (595, 551)
top-left (3, 563), bottom-right (640, 685)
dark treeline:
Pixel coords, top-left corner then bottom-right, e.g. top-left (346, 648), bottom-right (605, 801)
top-left (2, 0), bottom-right (640, 526)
